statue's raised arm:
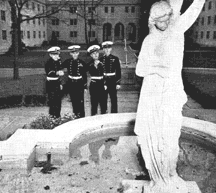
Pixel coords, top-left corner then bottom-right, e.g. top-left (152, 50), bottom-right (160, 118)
top-left (177, 0), bottom-right (205, 32)
top-left (168, 0), bottom-right (183, 17)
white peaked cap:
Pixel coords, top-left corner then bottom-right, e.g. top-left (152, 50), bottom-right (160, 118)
top-left (47, 46), bottom-right (61, 53)
top-left (68, 45), bottom-right (81, 52)
top-left (87, 45), bottom-right (100, 54)
top-left (102, 41), bottom-right (113, 47)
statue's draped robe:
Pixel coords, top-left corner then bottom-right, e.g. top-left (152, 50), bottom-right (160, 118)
top-left (134, 0), bottom-right (205, 188)
top-left (135, 22), bottom-right (187, 184)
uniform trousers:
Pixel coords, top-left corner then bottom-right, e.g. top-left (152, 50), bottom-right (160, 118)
top-left (47, 80), bottom-right (62, 118)
top-left (105, 77), bottom-right (118, 113)
top-left (68, 78), bottom-right (85, 118)
top-left (89, 80), bottom-right (106, 116)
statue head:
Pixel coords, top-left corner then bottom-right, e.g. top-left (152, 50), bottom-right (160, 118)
top-left (149, 1), bottom-right (173, 32)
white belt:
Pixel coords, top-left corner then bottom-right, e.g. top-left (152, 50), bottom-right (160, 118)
top-left (68, 75), bottom-right (82, 80)
top-left (91, 76), bottom-right (103, 80)
top-left (104, 73), bottom-right (115, 76)
top-left (47, 77), bottom-right (59, 81)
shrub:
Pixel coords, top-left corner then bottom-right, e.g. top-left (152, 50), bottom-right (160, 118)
top-left (41, 40), bottom-right (48, 47)
top-left (23, 113), bottom-right (77, 130)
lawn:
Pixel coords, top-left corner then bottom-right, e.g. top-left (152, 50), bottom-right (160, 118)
top-left (183, 50), bottom-right (216, 68)
top-left (0, 51), bottom-right (93, 68)
top-left (0, 48), bottom-right (216, 109)
top-left (0, 49), bottom-right (216, 68)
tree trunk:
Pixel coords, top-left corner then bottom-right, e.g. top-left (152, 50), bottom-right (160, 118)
top-left (83, 0), bottom-right (89, 45)
top-left (9, 0), bottom-right (19, 79)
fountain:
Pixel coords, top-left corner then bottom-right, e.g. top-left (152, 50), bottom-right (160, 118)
top-left (0, 113), bottom-right (216, 192)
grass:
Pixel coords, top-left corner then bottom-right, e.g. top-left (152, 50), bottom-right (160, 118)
top-left (0, 74), bottom-right (47, 108)
top-left (0, 50), bottom-right (94, 68)
top-left (182, 70), bottom-right (216, 108)
top-left (0, 49), bottom-right (216, 68)
top-left (0, 48), bottom-right (216, 109)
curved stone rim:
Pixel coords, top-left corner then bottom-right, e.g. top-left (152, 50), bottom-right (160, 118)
top-left (66, 113), bottom-right (216, 157)
top-left (1, 113), bottom-right (216, 172)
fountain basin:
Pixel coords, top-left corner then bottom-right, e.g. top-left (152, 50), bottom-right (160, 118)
top-left (0, 113), bottom-right (216, 192)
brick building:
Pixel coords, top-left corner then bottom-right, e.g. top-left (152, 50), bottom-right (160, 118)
top-left (192, 0), bottom-right (216, 47)
top-left (46, 0), bottom-right (141, 44)
top-left (0, 0), bottom-right (47, 54)
top-left (0, 0), bottom-right (12, 54)
top-left (0, 0), bottom-right (141, 54)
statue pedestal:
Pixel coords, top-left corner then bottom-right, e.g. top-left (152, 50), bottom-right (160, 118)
top-left (121, 180), bottom-right (201, 193)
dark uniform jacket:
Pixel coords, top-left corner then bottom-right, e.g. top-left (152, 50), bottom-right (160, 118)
top-left (88, 60), bottom-right (106, 85)
top-left (62, 58), bottom-right (87, 89)
top-left (45, 58), bottom-right (62, 79)
top-left (100, 54), bottom-right (121, 85)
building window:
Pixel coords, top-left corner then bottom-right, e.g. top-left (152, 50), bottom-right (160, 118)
top-left (70, 7), bottom-right (77, 13)
top-left (88, 19), bottom-right (95, 25)
top-left (1, 10), bottom-right (6, 21)
top-left (38, 18), bottom-right (41, 25)
top-left (33, 31), bottom-right (36, 38)
top-left (213, 31), bottom-right (216, 39)
top-left (43, 31), bottom-right (46, 38)
top-left (43, 18), bottom-right (45, 26)
top-left (196, 18), bottom-right (200, 26)
top-left (202, 4), bottom-right (205, 11)
top-left (26, 1), bottom-right (29, 9)
top-left (206, 31), bottom-right (210, 39)
top-left (51, 7), bottom-right (58, 13)
top-left (32, 2), bottom-right (35, 10)
top-left (88, 31), bottom-right (95, 37)
top-left (125, 7), bottom-right (129, 13)
top-left (208, 16), bottom-right (211, 25)
top-left (131, 6), bottom-right (135, 13)
top-left (201, 31), bottom-right (204, 39)
top-left (104, 7), bottom-right (108, 13)
top-left (52, 31), bottom-right (59, 38)
top-left (195, 31), bottom-right (198, 39)
top-left (70, 19), bottom-right (77, 25)
top-left (52, 19), bottom-right (59, 25)
top-left (111, 7), bottom-right (114, 13)
top-left (201, 17), bottom-right (204, 25)
top-left (21, 31), bottom-right (24, 39)
top-left (214, 15), bottom-right (216, 24)
top-left (2, 30), bottom-right (7, 40)
top-left (39, 31), bottom-right (41, 38)
top-left (26, 16), bottom-right (29, 24)
top-left (70, 31), bottom-right (77, 37)
top-left (88, 7), bottom-right (95, 13)
top-left (27, 31), bottom-right (30, 39)
top-left (32, 19), bottom-right (35, 24)
top-left (208, 1), bottom-right (212, 10)
top-left (38, 4), bottom-right (40, 12)
top-left (43, 6), bottom-right (45, 13)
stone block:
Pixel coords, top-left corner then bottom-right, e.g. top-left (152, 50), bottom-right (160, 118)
top-left (121, 180), bottom-right (201, 193)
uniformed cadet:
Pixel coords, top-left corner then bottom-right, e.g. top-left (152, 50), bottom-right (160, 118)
top-left (100, 41), bottom-right (121, 113)
top-left (62, 45), bottom-right (87, 118)
top-left (87, 45), bottom-right (107, 116)
top-left (45, 46), bottom-right (64, 118)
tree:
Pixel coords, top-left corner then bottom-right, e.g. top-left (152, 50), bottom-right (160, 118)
top-left (8, 0), bottom-right (70, 79)
top-left (74, 0), bottom-right (104, 45)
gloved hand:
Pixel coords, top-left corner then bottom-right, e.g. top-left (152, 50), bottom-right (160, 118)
top-left (116, 85), bottom-right (121, 90)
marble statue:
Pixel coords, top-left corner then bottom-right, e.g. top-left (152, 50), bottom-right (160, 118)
top-left (134, 0), bottom-right (205, 192)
